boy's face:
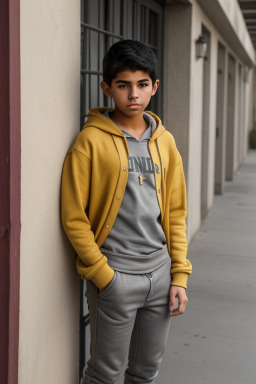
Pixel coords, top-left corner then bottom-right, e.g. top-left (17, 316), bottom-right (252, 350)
top-left (101, 70), bottom-right (159, 117)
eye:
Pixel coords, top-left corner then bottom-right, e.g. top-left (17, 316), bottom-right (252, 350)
top-left (139, 83), bottom-right (148, 88)
top-left (118, 84), bottom-right (128, 89)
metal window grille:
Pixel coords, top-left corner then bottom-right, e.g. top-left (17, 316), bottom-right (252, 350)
top-left (80, 0), bottom-right (164, 380)
top-left (81, 0), bottom-right (163, 126)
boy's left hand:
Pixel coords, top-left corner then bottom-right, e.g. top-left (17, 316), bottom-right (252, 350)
top-left (169, 285), bottom-right (188, 317)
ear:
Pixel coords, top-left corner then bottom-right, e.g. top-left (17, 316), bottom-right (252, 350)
top-left (101, 81), bottom-right (112, 98)
top-left (151, 79), bottom-right (160, 96)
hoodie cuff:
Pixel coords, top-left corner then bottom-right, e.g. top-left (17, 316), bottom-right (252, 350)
top-left (171, 272), bottom-right (189, 289)
top-left (89, 263), bottom-right (115, 289)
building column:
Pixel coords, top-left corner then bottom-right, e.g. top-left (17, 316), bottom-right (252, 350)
top-left (162, 3), bottom-right (192, 180)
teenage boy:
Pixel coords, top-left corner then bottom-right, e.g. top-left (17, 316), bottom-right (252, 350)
top-left (61, 40), bottom-right (192, 384)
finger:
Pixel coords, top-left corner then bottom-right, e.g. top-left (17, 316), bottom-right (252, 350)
top-left (169, 296), bottom-right (176, 312)
top-left (169, 302), bottom-right (175, 311)
top-left (169, 306), bottom-right (186, 317)
top-left (169, 308), bottom-right (182, 317)
top-left (169, 301), bottom-right (187, 317)
top-left (178, 302), bottom-right (186, 314)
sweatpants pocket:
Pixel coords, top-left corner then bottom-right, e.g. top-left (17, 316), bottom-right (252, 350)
top-left (98, 271), bottom-right (117, 299)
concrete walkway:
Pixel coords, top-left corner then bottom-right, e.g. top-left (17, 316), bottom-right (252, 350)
top-left (157, 150), bottom-right (256, 384)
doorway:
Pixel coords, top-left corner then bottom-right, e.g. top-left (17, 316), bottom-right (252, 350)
top-left (225, 54), bottom-right (236, 181)
top-left (214, 42), bottom-right (226, 195)
top-left (201, 25), bottom-right (211, 219)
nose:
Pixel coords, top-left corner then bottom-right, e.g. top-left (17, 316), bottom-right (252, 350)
top-left (128, 85), bottom-right (139, 100)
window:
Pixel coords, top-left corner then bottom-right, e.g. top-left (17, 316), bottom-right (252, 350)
top-left (81, 0), bottom-right (163, 126)
top-left (80, 1), bottom-right (164, 380)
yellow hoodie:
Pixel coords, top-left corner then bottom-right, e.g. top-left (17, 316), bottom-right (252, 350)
top-left (61, 108), bottom-right (192, 289)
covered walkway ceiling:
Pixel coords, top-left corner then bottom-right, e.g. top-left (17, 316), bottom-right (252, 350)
top-left (238, 0), bottom-right (256, 49)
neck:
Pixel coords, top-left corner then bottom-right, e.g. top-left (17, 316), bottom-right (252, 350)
top-left (110, 109), bottom-right (147, 131)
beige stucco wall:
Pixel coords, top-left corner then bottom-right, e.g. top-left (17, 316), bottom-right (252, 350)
top-left (163, 0), bottom-right (255, 241)
top-left (186, 0), bottom-right (255, 239)
top-left (163, 4), bottom-right (192, 179)
top-left (187, 0), bottom-right (223, 238)
top-left (20, 1), bottom-right (81, 383)
top-left (18, 0), bottom-right (255, 381)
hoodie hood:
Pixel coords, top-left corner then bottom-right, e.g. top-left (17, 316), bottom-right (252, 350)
top-left (82, 107), bottom-right (166, 141)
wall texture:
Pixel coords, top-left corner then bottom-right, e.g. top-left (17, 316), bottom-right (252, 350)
top-left (19, 1), bottom-right (81, 383)
top-left (163, 4), bottom-right (192, 180)
top-left (168, 0), bottom-right (254, 239)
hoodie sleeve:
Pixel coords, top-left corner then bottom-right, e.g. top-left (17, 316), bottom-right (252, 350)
top-left (61, 149), bottom-right (115, 289)
top-left (169, 151), bottom-right (192, 289)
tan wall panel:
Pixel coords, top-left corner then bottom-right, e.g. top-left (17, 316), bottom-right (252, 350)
top-left (20, 1), bottom-right (81, 383)
top-left (186, 0), bottom-right (254, 239)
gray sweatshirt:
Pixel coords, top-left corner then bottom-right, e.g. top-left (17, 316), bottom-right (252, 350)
top-left (101, 110), bottom-right (169, 273)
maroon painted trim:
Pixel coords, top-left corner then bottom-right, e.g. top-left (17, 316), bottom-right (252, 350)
top-left (0, 0), bottom-right (21, 383)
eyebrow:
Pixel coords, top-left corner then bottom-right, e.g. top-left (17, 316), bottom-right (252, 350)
top-left (115, 79), bottom-right (150, 84)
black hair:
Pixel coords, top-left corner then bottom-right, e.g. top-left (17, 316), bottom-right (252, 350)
top-left (103, 40), bottom-right (158, 85)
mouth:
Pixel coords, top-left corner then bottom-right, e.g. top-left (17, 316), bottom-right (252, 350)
top-left (127, 104), bottom-right (141, 109)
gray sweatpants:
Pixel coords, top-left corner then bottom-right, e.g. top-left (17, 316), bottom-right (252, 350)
top-left (83, 257), bottom-right (172, 384)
